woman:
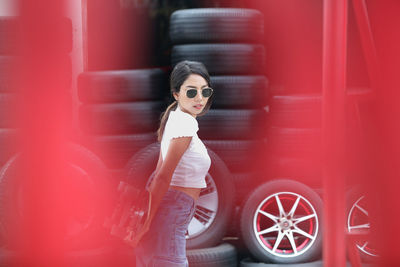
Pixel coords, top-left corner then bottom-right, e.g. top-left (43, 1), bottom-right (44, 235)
top-left (132, 60), bottom-right (214, 266)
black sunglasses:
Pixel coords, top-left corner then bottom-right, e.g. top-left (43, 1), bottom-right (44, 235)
top-left (185, 87), bottom-right (213, 98)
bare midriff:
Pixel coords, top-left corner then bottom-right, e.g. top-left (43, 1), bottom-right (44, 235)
top-left (170, 185), bottom-right (201, 201)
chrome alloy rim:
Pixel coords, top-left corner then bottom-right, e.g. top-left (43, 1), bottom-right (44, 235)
top-left (186, 174), bottom-right (218, 239)
top-left (347, 195), bottom-right (379, 257)
top-left (253, 192), bottom-right (319, 258)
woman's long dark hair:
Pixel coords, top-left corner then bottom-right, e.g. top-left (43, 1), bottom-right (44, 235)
top-left (157, 60), bottom-right (213, 142)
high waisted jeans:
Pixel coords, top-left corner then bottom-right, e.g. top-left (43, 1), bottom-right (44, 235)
top-left (135, 188), bottom-right (196, 267)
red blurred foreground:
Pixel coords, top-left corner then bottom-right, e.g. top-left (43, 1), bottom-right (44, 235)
top-left (8, 0), bottom-right (400, 266)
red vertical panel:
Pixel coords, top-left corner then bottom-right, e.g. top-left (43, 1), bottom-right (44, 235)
top-left (366, 1), bottom-right (400, 265)
top-left (322, 0), bottom-right (348, 266)
top-left (17, 1), bottom-right (70, 266)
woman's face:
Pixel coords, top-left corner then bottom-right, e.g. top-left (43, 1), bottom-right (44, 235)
top-left (173, 74), bottom-right (210, 118)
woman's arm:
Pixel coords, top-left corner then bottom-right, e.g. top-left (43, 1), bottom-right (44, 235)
top-left (127, 137), bottom-right (191, 247)
top-left (146, 137), bottom-right (191, 223)
top-left (154, 149), bottom-right (163, 176)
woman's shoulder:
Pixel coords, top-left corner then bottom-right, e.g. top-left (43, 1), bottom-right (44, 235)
top-left (169, 109), bottom-right (198, 126)
top-left (165, 109), bottom-right (199, 137)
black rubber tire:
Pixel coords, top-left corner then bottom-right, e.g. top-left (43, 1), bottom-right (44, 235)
top-left (266, 127), bottom-right (321, 159)
top-left (265, 155), bottom-right (322, 188)
top-left (0, 56), bottom-right (18, 92)
top-left (79, 132), bottom-right (157, 169)
top-left (172, 44), bottom-right (266, 75)
top-left (187, 243), bottom-right (238, 267)
top-left (198, 109), bottom-right (267, 140)
top-left (269, 89), bottom-right (373, 128)
top-left (210, 76), bottom-right (269, 109)
top-left (124, 143), bottom-right (235, 249)
top-left (79, 101), bottom-right (164, 135)
top-left (77, 69), bottom-right (167, 103)
top-left (0, 17), bottom-right (19, 55)
top-left (123, 143), bottom-right (160, 188)
top-left (170, 8), bottom-right (264, 44)
top-left (240, 258), bottom-right (323, 267)
top-left (0, 143), bottom-right (112, 250)
top-left (268, 95), bottom-right (322, 128)
top-left (0, 129), bottom-right (18, 169)
top-left (203, 140), bottom-right (265, 173)
top-left (240, 180), bottom-right (323, 264)
top-left (231, 172), bottom-right (264, 206)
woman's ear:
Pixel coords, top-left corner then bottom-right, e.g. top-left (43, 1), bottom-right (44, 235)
top-left (173, 91), bottom-right (179, 101)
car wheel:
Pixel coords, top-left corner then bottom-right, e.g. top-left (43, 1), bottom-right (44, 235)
top-left (346, 187), bottom-right (379, 261)
top-left (240, 179), bottom-right (323, 264)
top-left (125, 143), bottom-right (235, 248)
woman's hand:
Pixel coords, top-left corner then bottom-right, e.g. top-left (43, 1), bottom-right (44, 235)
top-left (123, 218), bottom-right (151, 248)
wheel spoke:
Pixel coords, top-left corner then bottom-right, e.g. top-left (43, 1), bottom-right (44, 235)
top-left (287, 230), bottom-right (298, 255)
top-left (272, 231), bottom-right (285, 252)
top-left (288, 196), bottom-right (300, 217)
top-left (349, 223), bottom-right (370, 230)
top-left (361, 241), bottom-right (368, 250)
top-left (293, 226), bottom-right (315, 240)
top-left (355, 203), bottom-right (368, 216)
top-left (275, 195), bottom-right (286, 217)
top-left (195, 194), bottom-right (218, 213)
top-left (293, 213), bottom-right (316, 224)
top-left (258, 210), bottom-right (279, 222)
top-left (257, 225), bottom-right (279, 235)
top-left (194, 205), bottom-right (215, 225)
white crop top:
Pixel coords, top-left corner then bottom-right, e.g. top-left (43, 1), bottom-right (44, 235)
top-left (160, 105), bottom-right (211, 188)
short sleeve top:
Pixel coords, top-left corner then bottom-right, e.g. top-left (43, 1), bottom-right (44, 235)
top-left (160, 105), bottom-right (211, 188)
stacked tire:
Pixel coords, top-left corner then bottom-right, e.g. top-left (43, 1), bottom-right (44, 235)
top-left (238, 93), bottom-right (328, 264)
top-left (77, 69), bottom-right (168, 176)
top-left (77, 68), bottom-right (171, 264)
top-left (167, 8), bottom-right (271, 266)
top-left (265, 88), bottom-right (372, 186)
top-left (266, 94), bottom-right (324, 186)
top-left (170, 7), bottom-right (268, 212)
top-left (239, 88), bottom-right (373, 264)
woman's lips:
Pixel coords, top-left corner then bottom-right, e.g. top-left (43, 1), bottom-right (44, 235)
top-left (193, 104), bottom-right (203, 110)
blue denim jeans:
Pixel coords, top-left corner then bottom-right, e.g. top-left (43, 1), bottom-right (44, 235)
top-left (135, 188), bottom-right (196, 267)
